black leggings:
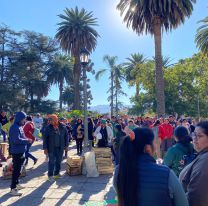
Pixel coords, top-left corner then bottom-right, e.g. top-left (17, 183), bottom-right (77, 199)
top-left (76, 139), bottom-right (83, 154)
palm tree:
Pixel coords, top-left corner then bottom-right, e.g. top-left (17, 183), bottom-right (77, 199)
top-left (196, 17), bottom-right (208, 54)
top-left (113, 64), bottom-right (126, 115)
top-left (123, 53), bottom-right (146, 100)
top-left (117, 0), bottom-right (195, 116)
top-left (62, 86), bottom-right (74, 108)
top-left (56, 7), bottom-right (99, 110)
top-left (46, 55), bottom-right (73, 110)
top-left (153, 56), bottom-right (173, 68)
top-left (95, 55), bottom-right (118, 117)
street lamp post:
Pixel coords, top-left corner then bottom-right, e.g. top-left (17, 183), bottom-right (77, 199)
top-left (80, 48), bottom-right (90, 150)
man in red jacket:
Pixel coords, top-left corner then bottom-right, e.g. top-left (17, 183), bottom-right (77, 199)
top-left (23, 116), bottom-right (37, 165)
top-left (159, 118), bottom-right (174, 158)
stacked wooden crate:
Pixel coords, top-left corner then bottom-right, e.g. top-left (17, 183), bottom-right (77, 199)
top-left (94, 148), bottom-right (114, 175)
top-left (66, 156), bottom-right (83, 176)
top-left (0, 143), bottom-right (9, 158)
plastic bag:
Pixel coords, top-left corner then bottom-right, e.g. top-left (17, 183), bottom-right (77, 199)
top-left (2, 159), bottom-right (26, 179)
top-left (0, 134), bottom-right (4, 143)
top-left (84, 151), bottom-right (99, 177)
top-left (33, 128), bottom-right (42, 138)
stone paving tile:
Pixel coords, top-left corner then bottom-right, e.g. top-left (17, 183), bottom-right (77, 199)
top-left (74, 191), bottom-right (105, 202)
top-left (86, 175), bottom-right (113, 184)
top-left (81, 182), bottom-right (108, 192)
top-left (1, 197), bottom-right (18, 206)
top-left (39, 198), bottom-right (62, 206)
top-left (11, 197), bottom-right (45, 206)
top-left (48, 190), bottom-right (78, 200)
top-left (60, 200), bottom-right (86, 206)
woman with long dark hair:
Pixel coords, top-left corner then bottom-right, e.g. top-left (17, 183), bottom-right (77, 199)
top-left (114, 127), bottom-right (188, 206)
top-left (164, 126), bottom-right (195, 176)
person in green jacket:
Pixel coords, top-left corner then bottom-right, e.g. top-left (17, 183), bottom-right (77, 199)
top-left (2, 116), bottom-right (15, 136)
top-left (163, 126), bottom-right (194, 176)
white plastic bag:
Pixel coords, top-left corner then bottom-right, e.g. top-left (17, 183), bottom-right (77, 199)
top-left (0, 134), bottom-right (4, 143)
top-left (84, 151), bottom-right (99, 177)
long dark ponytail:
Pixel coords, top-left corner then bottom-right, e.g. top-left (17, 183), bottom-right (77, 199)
top-left (174, 126), bottom-right (192, 145)
top-left (117, 128), bottom-right (154, 206)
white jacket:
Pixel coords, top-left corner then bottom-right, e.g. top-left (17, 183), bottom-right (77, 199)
top-left (94, 125), bottom-right (113, 144)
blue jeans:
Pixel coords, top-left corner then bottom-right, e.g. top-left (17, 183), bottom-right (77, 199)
top-left (25, 142), bottom-right (37, 163)
top-left (48, 147), bottom-right (64, 177)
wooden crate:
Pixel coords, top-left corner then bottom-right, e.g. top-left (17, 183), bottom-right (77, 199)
top-left (66, 165), bottom-right (82, 176)
top-left (0, 143), bottom-right (9, 157)
top-left (67, 156), bottom-right (83, 167)
top-left (98, 167), bottom-right (114, 175)
top-left (94, 148), bottom-right (111, 158)
top-left (96, 157), bottom-right (112, 164)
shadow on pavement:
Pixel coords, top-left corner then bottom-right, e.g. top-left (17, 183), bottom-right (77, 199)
top-left (10, 180), bottom-right (55, 206)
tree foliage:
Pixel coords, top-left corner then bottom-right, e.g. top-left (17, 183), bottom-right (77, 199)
top-left (128, 53), bottom-right (208, 117)
top-left (56, 7), bottom-right (99, 109)
top-left (117, 0), bottom-right (196, 115)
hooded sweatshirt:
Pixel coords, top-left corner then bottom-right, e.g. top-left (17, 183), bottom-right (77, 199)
top-left (9, 112), bottom-right (29, 154)
top-left (163, 142), bottom-right (194, 176)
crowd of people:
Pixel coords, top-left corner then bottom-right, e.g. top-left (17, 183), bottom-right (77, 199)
top-left (0, 110), bottom-right (208, 206)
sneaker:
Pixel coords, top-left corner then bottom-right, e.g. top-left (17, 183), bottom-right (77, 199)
top-left (10, 188), bottom-right (22, 196)
top-left (53, 174), bottom-right (61, 180)
top-left (16, 184), bottom-right (24, 190)
top-left (48, 176), bottom-right (55, 182)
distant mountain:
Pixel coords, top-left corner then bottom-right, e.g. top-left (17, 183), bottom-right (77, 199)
top-left (89, 104), bottom-right (132, 114)
top-left (89, 105), bottom-right (110, 114)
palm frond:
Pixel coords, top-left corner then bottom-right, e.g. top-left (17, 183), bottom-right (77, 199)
top-left (95, 69), bottom-right (107, 80)
top-left (195, 17), bottom-right (208, 54)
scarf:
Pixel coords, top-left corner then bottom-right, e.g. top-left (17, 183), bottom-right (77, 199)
top-left (48, 114), bottom-right (59, 129)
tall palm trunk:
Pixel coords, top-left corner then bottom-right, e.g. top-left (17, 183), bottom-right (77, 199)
top-left (154, 17), bottom-right (165, 116)
top-left (1, 34), bottom-right (5, 82)
top-left (115, 86), bottom-right (118, 116)
top-left (30, 89), bottom-right (34, 112)
top-left (110, 70), bottom-right (114, 117)
top-left (73, 55), bottom-right (81, 110)
top-left (135, 82), bottom-right (140, 101)
top-left (59, 80), bottom-right (63, 110)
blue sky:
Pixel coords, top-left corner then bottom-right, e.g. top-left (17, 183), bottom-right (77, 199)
top-left (1, 0), bottom-right (207, 106)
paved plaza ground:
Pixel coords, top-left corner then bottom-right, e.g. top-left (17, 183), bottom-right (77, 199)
top-left (0, 141), bottom-right (116, 206)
